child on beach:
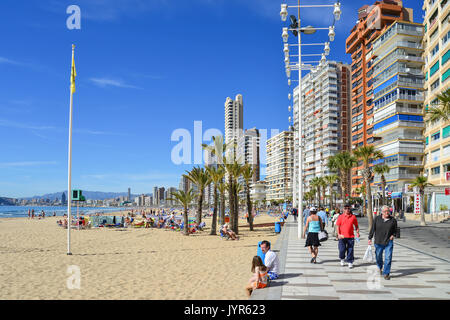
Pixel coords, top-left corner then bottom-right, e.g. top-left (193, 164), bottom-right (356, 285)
top-left (245, 256), bottom-right (268, 297)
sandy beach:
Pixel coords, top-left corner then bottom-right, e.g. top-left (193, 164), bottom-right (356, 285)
top-left (0, 211), bottom-right (281, 300)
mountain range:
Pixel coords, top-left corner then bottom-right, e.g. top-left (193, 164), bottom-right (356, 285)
top-left (20, 191), bottom-right (144, 201)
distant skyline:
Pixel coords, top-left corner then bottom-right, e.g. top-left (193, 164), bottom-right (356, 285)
top-left (0, 0), bottom-right (424, 198)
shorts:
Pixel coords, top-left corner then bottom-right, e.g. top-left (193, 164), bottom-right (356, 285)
top-left (267, 271), bottom-right (279, 280)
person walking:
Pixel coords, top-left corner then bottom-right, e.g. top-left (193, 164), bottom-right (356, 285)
top-left (303, 207), bottom-right (322, 264)
top-left (368, 205), bottom-right (398, 280)
top-left (292, 207), bottom-right (298, 222)
top-left (336, 204), bottom-right (360, 268)
top-left (317, 207), bottom-right (328, 231)
top-left (332, 208), bottom-right (341, 240)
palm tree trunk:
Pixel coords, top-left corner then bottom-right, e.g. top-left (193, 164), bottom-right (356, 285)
top-left (183, 206), bottom-right (189, 236)
top-left (420, 190), bottom-right (426, 226)
top-left (328, 186), bottom-right (333, 209)
top-left (220, 191), bottom-right (225, 226)
top-left (365, 169), bottom-right (374, 231)
top-left (341, 169), bottom-right (347, 203)
top-left (197, 190), bottom-right (203, 226)
top-left (246, 183), bottom-right (253, 231)
top-left (234, 186), bottom-right (239, 234)
top-left (210, 187), bottom-right (218, 235)
top-left (228, 175), bottom-right (234, 231)
top-left (381, 176), bottom-right (386, 206)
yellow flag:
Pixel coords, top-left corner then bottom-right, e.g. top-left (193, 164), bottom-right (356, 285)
top-left (70, 47), bottom-right (76, 94)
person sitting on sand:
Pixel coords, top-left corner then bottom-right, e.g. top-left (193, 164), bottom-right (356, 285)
top-left (245, 256), bottom-right (268, 297)
top-left (222, 223), bottom-right (239, 240)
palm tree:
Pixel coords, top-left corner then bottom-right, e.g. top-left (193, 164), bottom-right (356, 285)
top-left (184, 166), bottom-right (210, 226)
top-left (426, 88), bottom-right (450, 123)
top-left (241, 164), bottom-right (255, 231)
top-left (355, 183), bottom-right (366, 217)
top-left (324, 174), bottom-right (340, 208)
top-left (167, 189), bottom-right (196, 236)
top-left (328, 151), bottom-right (358, 203)
top-left (217, 180), bottom-right (227, 226)
top-left (373, 164), bottom-right (390, 207)
top-left (318, 177), bottom-right (327, 209)
top-left (206, 165), bottom-right (225, 235)
top-left (353, 145), bottom-right (384, 231)
top-left (310, 177), bottom-right (322, 207)
top-left (410, 176), bottom-right (433, 226)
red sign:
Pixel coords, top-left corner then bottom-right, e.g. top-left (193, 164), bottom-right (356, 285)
top-left (414, 193), bottom-right (421, 214)
top-left (445, 188), bottom-right (450, 196)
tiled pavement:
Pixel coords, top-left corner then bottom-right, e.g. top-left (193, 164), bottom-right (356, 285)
top-left (251, 215), bottom-right (450, 300)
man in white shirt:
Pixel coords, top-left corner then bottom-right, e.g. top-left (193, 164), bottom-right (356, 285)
top-left (260, 240), bottom-right (280, 280)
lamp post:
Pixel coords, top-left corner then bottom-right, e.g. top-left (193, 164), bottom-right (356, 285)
top-left (280, 1), bottom-right (341, 239)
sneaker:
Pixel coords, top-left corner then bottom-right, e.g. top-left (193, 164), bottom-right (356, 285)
top-left (348, 263), bottom-right (353, 269)
top-left (379, 269), bottom-right (383, 275)
top-left (384, 274), bottom-right (390, 280)
top-left (310, 258), bottom-right (315, 263)
top-left (340, 259), bottom-right (345, 266)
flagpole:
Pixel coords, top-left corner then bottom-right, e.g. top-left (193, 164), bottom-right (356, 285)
top-left (67, 44), bottom-right (75, 255)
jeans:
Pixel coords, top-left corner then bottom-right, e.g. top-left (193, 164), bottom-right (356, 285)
top-left (374, 240), bottom-right (394, 275)
top-left (338, 238), bottom-right (355, 263)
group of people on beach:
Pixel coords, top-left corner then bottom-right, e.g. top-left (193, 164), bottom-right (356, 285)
top-left (27, 209), bottom-right (55, 219)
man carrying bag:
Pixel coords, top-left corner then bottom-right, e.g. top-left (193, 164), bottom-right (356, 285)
top-left (368, 205), bottom-right (398, 280)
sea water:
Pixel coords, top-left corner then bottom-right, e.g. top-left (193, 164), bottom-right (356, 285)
top-left (0, 206), bottom-right (128, 218)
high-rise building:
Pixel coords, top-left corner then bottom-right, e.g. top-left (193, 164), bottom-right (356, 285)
top-left (153, 186), bottom-right (159, 206)
top-left (346, 0), bottom-right (413, 194)
top-left (266, 131), bottom-right (294, 202)
top-left (371, 21), bottom-right (425, 203)
top-left (224, 94), bottom-right (244, 158)
top-left (237, 127), bottom-right (261, 183)
top-left (128, 188), bottom-right (131, 202)
top-left (423, 0), bottom-right (450, 189)
top-left (61, 192), bottom-right (66, 205)
top-left (293, 61), bottom-right (351, 204)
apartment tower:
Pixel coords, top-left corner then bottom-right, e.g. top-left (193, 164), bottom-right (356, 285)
top-left (224, 94), bottom-right (244, 158)
top-left (423, 0), bottom-right (450, 186)
top-left (293, 61), bottom-right (351, 204)
top-left (346, 0), bottom-right (413, 195)
top-left (266, 131), bottom-right (294, 202)
top-left (371, 21), bottom-right (425, 205)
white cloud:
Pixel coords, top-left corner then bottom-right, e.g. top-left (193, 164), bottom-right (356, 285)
top-left (0, 161), bottom-right (58, 168)
top-left (90, 78), bottom-right (142, 89)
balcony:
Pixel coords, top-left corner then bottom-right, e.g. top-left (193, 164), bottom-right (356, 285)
top-left (374, 121), bottom-right (425, 135)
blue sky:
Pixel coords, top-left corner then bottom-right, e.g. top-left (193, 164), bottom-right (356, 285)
top-left (0, 0), bottom-right (423, 198)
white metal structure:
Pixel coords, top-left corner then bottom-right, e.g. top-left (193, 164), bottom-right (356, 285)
top-left (280, 1), bottom-right (341, 239)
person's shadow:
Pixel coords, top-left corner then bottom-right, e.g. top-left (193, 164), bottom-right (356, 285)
top-left (278, 273), bottom-right (302, 279)
top-left (391, 267), bottom-right (435, 278)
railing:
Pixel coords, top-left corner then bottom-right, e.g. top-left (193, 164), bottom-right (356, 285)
top-left (373, 135), bottom-right (424, 145)
top-left (374, 121), bottom-right (424, 135)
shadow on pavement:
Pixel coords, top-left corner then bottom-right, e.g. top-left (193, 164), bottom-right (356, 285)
top-left (392, 268), bottom-right (435, 278)
top-left (268, 281), bottom-right (289, 288)
top-left (279, 273), bottom-right (302, 279)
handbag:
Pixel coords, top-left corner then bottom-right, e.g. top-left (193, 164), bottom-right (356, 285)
top-left (318, 230), bottom-right (328, 242)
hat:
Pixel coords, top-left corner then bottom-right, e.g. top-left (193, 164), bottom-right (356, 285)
top-left (309, 206), bottom-right (317, 212)
top-left (344, 203), bottom-right (351, 208)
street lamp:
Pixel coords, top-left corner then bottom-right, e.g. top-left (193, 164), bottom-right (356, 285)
top-left (280, 0), bottom-right (341, 239)
top-left (282, 27), bottom-right (289, 42)
top-left (324, 42), bottom-right (330, 56)
top-left (334, 2), bottom-right (342, 21)
top-left (328, 26), bottom-right (335, 42)
top-left (280, 4), bottom-right (288, 21)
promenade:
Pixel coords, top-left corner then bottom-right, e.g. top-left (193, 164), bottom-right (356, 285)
top-left (251, 214), bottom-right (450, 300)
